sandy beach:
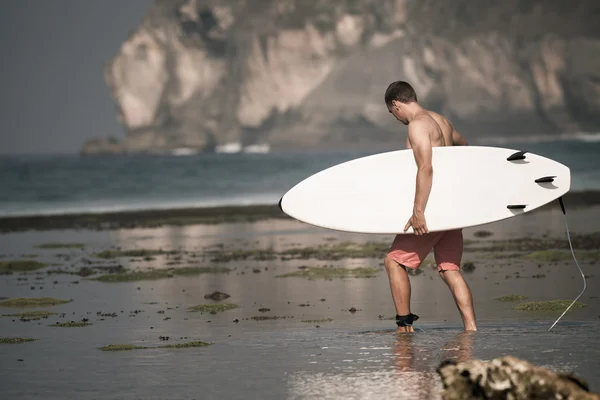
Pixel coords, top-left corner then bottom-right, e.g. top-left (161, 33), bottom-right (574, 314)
top-left (1, 192), bottom-right (599, 399)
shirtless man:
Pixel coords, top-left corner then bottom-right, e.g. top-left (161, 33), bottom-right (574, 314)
top-left (383, 81), bottom-right (477, 332)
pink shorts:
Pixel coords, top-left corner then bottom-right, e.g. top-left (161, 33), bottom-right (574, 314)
top-left (387, 229), bottom-right (463, 272)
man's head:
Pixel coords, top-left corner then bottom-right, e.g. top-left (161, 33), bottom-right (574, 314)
top-left (384, 81), bottom-right (418, 125)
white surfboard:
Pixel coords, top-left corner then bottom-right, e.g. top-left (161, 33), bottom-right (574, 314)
top-left (279, 146), bottom-right (571, 234)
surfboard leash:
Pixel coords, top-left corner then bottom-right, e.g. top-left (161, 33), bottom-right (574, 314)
top-left (548, 196), bottom-right (587, 331)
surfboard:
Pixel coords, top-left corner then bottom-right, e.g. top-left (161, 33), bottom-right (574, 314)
top-left (279, 146), bottom-right (571, 234)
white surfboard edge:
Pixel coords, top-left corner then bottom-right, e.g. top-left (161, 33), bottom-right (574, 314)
top-left (279, 146), bottom-right (571, 235)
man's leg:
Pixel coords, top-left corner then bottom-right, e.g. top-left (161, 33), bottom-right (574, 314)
top-left (434, 229), bottom-right (477, 331)
top-left (439, 271), bottom-right (477, 331)
top-left (386, 234), bottom-right (434, 332)
top-left (384, 256), bottom-right (416, 333)
top-left (384, 256), bottom-right (411, 316)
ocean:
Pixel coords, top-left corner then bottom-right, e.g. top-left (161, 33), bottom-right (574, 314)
top-left (1, 139), bottom-right (599, 217)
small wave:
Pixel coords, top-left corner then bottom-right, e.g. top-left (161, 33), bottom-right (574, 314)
top-left (476, 132), bottom-right (600, 145)
top-left (0, 195), bottom-right (281, 218)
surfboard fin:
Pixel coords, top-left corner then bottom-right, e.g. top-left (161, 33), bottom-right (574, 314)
top-left (507, 204), bottom-right (527, 210)
top-left (535, 176), bottom-right (556, 183)
top-left (507, 151), bottom-right (527, 161)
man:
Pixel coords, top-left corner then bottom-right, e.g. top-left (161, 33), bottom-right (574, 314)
top-left (383, 81), bottom-right (477, 332)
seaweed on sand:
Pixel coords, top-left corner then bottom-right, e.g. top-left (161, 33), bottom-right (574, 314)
top-left (0, 297), bottom-right (72, 307)
top-left (188, 303), bottom-right (238, 313)
top-left (100, 341), bottom-right (212, 351)
top-left (513, 300), bottom-right (586, 311)
top-left (276, 266), bottom-right (379, 279)
top-left (0, 260), bottom-right (48, 273)
top-left (91, 267), bottom-right (230, 282)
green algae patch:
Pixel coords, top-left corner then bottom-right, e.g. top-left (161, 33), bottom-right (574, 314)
top-left (100, 344), bottom-right (148, 351)
top-left (100, 341), bottom-right (212, 352)
top-left (480, 252), bottom-right (523, 260)
top-left (3, 311), bottom-right (57, 319)
top-left (210, 249), bottom-right (277, 262)
top-left (281, 242), bottom-right (389, 260)
top-left (94, 249), bottom-right (176, 259)
top-left (520, 249), bottom-right (600, 262)
top-left (49, 321), bottom-right (91, 328)
top-left (1, 337), bottom-right (37, 344)
top-left (0, 260), bottom-right (48, 273)
top-left (496, 295), bottom-right (529, 302)
top-left (301, 318), bottom-right (334, 323)
top-left (189, 303), bottom-right (238, 313)
top-left (523, 250), bottom-right (571, 262)
top-left (582, 251), bottom-right (600, 261)
top-left (276, 267), bottom-right (379, 280)
top-left (91, 267), bottom-right (230, 283)
top-left (158, 341), bottom-right (212, 349)
top-left (35, 242), bottom-right (85, 249)
top-left (208, 241), bottom-right (391, 263)
top-left (45, 268), bottom-right (79, 275)
top-left (0, 297), bottom-right (72, 308)
top-left (513, 300), bottom-right (587, 311)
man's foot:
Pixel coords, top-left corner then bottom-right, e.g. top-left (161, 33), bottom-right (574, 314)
top-left (396, 314), bottom-right (418, 333)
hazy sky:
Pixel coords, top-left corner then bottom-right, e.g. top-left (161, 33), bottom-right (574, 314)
top-left (0, 0), bottom-right (153, 155)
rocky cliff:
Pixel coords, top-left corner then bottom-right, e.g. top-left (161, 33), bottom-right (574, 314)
top-left (83, 0), bottom-right (600, 154)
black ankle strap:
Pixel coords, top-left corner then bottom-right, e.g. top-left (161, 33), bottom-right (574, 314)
top-left (396, 313), bottom-right (419, 327)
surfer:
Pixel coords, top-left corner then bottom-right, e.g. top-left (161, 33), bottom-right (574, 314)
top-left (383, 81), bottom-right (477, 333)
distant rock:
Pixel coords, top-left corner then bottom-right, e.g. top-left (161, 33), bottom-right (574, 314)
top-left (204, 291), bottom-right (230, 301)
top-left (81, 136), bottom-right (125, 155)
top-left (437, 355), bottom-right (600, 400)
top-left (86, 0), bottom-right (600, 154)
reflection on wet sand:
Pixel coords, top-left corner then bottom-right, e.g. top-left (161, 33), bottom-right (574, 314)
top-left (439, 331), bottom-right (475, 364)
top-left (286, 330), bottom-right (476, 400)
top-left (391, 332), bottom-right (439, 399)
top-left (391, 331), bottom-right (475, 398)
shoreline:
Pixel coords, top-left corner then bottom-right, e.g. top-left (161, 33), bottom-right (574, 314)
top-left (1, 190), bottom-right (599, 233)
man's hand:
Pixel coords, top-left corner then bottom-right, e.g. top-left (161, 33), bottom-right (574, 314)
top-left (404, 210), bottom-right (428, 235)
top-left (406, 118), bottom-right (433, 235)
top-left (452, 128), bottom-right (468, 146)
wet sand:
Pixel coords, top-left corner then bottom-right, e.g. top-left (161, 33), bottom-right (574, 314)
top-left (1, 199), bottom-right (599, 399)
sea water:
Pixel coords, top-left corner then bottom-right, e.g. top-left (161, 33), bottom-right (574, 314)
top-left (0, 139), bottom-right (599, 217)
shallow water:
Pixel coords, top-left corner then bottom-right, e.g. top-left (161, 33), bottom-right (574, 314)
top-left (1, 208), bottom-right (599, 399)
top-left (2, 315), bottom-right (599, 400)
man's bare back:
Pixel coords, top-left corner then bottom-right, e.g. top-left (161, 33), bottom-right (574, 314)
top-left (405, 110), bottom-right (466, 150)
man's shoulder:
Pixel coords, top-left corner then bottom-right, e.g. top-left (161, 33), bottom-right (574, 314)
top-left (427, 110), bottom-right (452, 126)
top-left (411, 113), bottom-right (439, 131)
top-left (408, 116), bottom-right (431, 132)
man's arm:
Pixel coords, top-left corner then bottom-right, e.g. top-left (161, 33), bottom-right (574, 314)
top-left (406, 121), bottom-right (433, 234)
top-left (452, 128), bottom-right (468, 146)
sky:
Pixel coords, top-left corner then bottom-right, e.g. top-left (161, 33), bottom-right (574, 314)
top-left (0, 0), bottom-right (153, 155)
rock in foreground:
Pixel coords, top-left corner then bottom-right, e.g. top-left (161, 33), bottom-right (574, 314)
top-left (437, 355), bottom-right (599, 400)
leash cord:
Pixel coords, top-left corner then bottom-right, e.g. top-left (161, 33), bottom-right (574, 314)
top-left (548, 199), bottom-right (587, 331)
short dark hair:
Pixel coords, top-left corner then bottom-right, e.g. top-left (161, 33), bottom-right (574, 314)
top-left (384, 81), bottom-right (418, 106)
